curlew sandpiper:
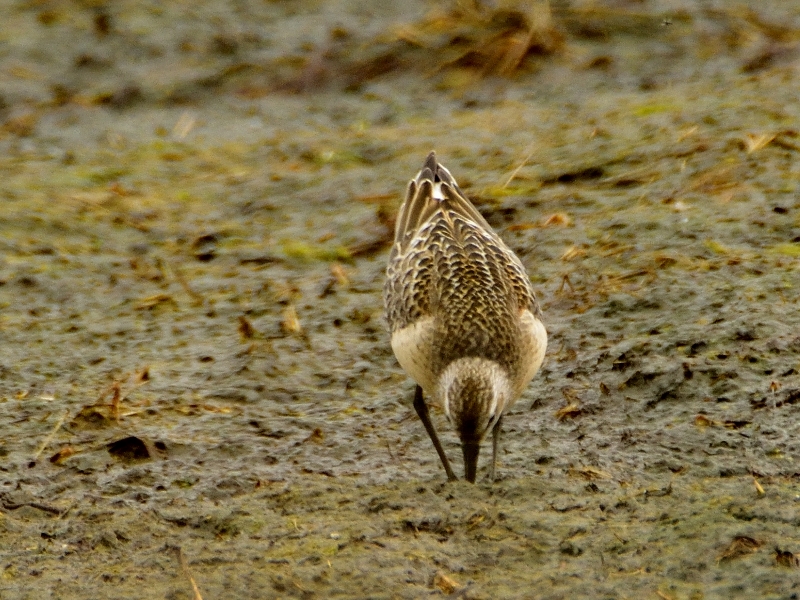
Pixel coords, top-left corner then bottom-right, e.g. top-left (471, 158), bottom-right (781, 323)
top-left (384, 151), bottom-right (547, 483)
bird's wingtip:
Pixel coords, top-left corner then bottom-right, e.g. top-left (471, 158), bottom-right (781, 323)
top-left (416, 151), bottom-right (456, 187)
top-left (417, 151), bottom-right (438, 182)
top-left (424, 151), bottom-right (437, 168)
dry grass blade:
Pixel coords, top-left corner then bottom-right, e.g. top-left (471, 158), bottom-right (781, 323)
top-left (433, 571), bottom-right (461, 594)
top-left (282, 305), bottom-right (302, 334)
top-left (775, 548), bottom-right (800, 568)
top-left (743, 132), bottom-right (777, 153)
top-left (110, 381), bottom-right (122, 421)
top-left (694, 414), bottom-right (718, 427)
top-left (560, 245), bottom-right (585, 261)
top-left (330, 262), bottom-right (349, 286)
top-left (570, 466), bottom-right (612, 480)
top-left (78, 370), bottom-right (153, 424)
top-left (176, 546), bottom-right (204, 600)
top-left (169, 261), bottom-right (205, 305)
top-left (555, 403), bottom-right (582, 420)
top-left (503, 1), bottom-right (559, 75)
top-left (502, 148), bottom-right (535, 188)
top-left (135, 293), bottom-right (177, 310)
top-left (172, 111), bottom-right (197, 139)
top-left (542, 212), bottom-right (571, 227)
top-left (717, 536), bottom-right (762, 562)
top-left (431, 1), bottom-right (564, 78)
top-left (32, 410), bottom-right (68, 460)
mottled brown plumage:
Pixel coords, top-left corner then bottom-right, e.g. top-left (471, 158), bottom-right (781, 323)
top-left (384, 152), bottom-right (547, 482)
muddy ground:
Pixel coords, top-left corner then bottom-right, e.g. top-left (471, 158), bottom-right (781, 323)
top-left (1, 1), bottom-right (800, 598)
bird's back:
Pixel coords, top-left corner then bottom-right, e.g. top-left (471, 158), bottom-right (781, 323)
top-left (384, 153), bottom-right (541, 386)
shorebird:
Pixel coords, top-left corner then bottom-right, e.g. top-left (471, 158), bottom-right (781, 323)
top-left (384, 152), bottom-right (547, 483)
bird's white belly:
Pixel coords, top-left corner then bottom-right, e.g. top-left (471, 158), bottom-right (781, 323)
top-left (512, 310), bottom-right (547, 400)
top-left (390, 316), bottom-right (438, 394)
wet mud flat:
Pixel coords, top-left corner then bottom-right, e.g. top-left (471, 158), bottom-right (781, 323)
top-left (1, 1), bottom-right (800, 598)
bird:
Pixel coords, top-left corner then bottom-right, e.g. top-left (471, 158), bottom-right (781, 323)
top-left (384, 151), bottom-right (547, 483)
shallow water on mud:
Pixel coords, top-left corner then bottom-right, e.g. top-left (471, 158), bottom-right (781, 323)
top-left (1, 1), bottom-right (800, 598)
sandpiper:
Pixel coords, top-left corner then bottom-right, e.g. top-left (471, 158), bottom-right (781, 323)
top-left (384, 152), bottom-right (547, 483)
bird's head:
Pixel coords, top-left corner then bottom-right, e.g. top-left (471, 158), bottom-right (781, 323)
top-left (438, 358), bottom-right (510, 482)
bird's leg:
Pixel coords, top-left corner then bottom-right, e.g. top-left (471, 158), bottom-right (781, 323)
top-left (489, 416), bottom-right (503, 482)
top-left (412, 385), bottom-right (457, 481)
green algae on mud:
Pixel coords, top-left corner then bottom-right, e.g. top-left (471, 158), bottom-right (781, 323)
top-left (2, 1), bottom-right (800, 599)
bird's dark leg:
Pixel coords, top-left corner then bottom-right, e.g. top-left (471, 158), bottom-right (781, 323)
top-left (412, 385), bottom-right (457, 481)
top-left (489, 416), bottom-right (503, 482)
